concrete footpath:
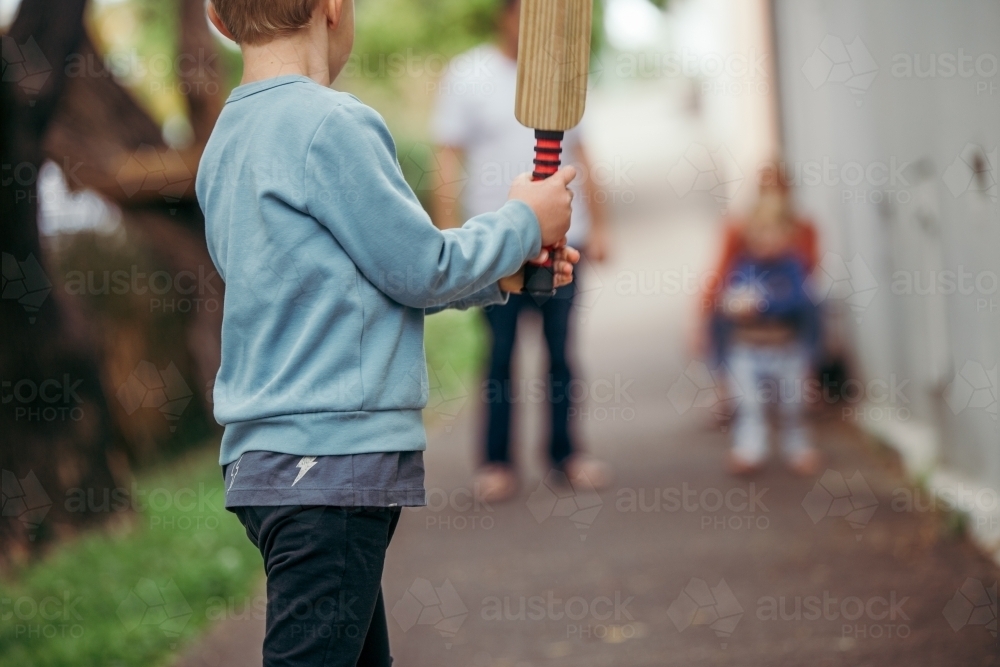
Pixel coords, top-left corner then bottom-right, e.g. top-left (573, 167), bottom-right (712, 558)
top-left (175, 214), bottom-right (999, 667)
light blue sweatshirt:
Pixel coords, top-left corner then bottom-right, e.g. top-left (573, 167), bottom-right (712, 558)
top-left (197, 75), bottom-right (541, 465)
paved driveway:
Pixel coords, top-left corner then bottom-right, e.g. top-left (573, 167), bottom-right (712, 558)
top-left (177, 213), bottom-right (998, 667)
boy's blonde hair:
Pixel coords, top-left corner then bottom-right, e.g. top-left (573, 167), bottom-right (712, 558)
top-left (212, 0), bottom-right (324, 45)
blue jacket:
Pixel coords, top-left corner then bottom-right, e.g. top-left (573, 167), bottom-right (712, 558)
top-left (197, 75), bottom-right (541, 464)
top-left (710, 254), bottom-right (820, 364)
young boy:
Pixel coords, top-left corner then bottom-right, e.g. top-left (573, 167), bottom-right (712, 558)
top-left (706, 176), bottom-right (822, 477)
top-left (197, 1), bottom-right (580, 664)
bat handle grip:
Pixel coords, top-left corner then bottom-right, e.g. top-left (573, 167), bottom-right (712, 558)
top-left (524, 130), bottom-right (565, 297)
top-left (531, 129), bottom-right (564, 180)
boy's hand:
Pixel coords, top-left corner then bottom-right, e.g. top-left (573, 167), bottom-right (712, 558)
top-left (499, 242), bottom-right (580, 293)
top-left (508, 167), bottom-right (577, 247)
top-left (550, 243), bottom-right (581, 288)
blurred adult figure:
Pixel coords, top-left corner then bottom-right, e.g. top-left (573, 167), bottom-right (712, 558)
top-left (430, 0), bottom-right (610, 502)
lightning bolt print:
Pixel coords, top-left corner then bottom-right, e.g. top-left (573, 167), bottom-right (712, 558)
top-left (292, 456), bottom-right (318, 486)
top-left (227, 455), bottom-right (243, 492)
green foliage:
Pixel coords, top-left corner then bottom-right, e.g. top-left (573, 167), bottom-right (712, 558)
top-left (352, 0), bottom-right (606, 82)
top-left (944, 508), bottom-right (969, 539)
top-left (0, 447), bottom-right (261, 667)
top-left (424, 307), bottom-right (489, 399)
top-left (354, 0), bottom-right (505, 64)
top-left (590, 0), bottom-right (606, 56)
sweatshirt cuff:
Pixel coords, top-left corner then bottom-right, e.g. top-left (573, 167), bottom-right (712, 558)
top-left (423, 282), bottom-right (507, 314)
top-left (452, 282), bottom-right (506, 310)
top-left (500, 199), bottom-right (543, 261)
top-left (477, 282), bottom-right (508, 307)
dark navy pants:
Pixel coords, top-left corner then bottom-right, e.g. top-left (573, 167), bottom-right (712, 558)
top-left (234, 505), bottom-right (401, 667)
top-left (482, 281), bottom-right (577, 467)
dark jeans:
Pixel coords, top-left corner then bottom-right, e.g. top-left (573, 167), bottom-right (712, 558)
top-left (233, 505), bottom-right (401, 667)
top-left (483, 281), bottom-right (577, 467)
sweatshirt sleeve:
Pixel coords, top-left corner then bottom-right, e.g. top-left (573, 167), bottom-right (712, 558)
top-left (425, 282), bottom-right (509, 315)
top-left (304, 102), bottom-right (541, 309)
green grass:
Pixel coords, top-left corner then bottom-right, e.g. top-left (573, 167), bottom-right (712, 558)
top-left (0, 313), bottom-right (487, 667)
top-left (424, 308), bottom-right (489, 425)
top-left (0, 446), bottom-right (262, 667)
top-left (425, 307), bottom-right (488, 382)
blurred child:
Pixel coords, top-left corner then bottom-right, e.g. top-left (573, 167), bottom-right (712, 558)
top-left (705, 170), bottom-right (822, 476)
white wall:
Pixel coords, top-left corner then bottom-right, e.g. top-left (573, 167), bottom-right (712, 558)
top-left (670, 0), bottom-right (782, 212)
top-left (772, 0), bottom-right (1000, 487)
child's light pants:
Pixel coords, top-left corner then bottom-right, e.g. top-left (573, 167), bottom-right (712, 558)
top-left (728, 343), bottom-right (813, 465)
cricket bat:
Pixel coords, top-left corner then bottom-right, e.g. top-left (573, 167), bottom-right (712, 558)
top-left (515, 0), bottom-right (592, 296)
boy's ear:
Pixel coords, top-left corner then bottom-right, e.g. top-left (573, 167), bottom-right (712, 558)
top-left (207, 3), bottom-right (236, 42)
top-left (326, 0), bottom-right (346, 29)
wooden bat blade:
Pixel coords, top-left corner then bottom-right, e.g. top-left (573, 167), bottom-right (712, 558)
top-left (515, 0), bottom-right (592, 131)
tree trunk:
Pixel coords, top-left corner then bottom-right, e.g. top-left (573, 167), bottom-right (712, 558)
top-left (1, 0), bottom-right (120, 561)
top-left (1, 0), bottom-right (228, 561)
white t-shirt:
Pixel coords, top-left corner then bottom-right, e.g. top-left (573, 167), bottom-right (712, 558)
top-left (431, 44), bottom-right (590, 247)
